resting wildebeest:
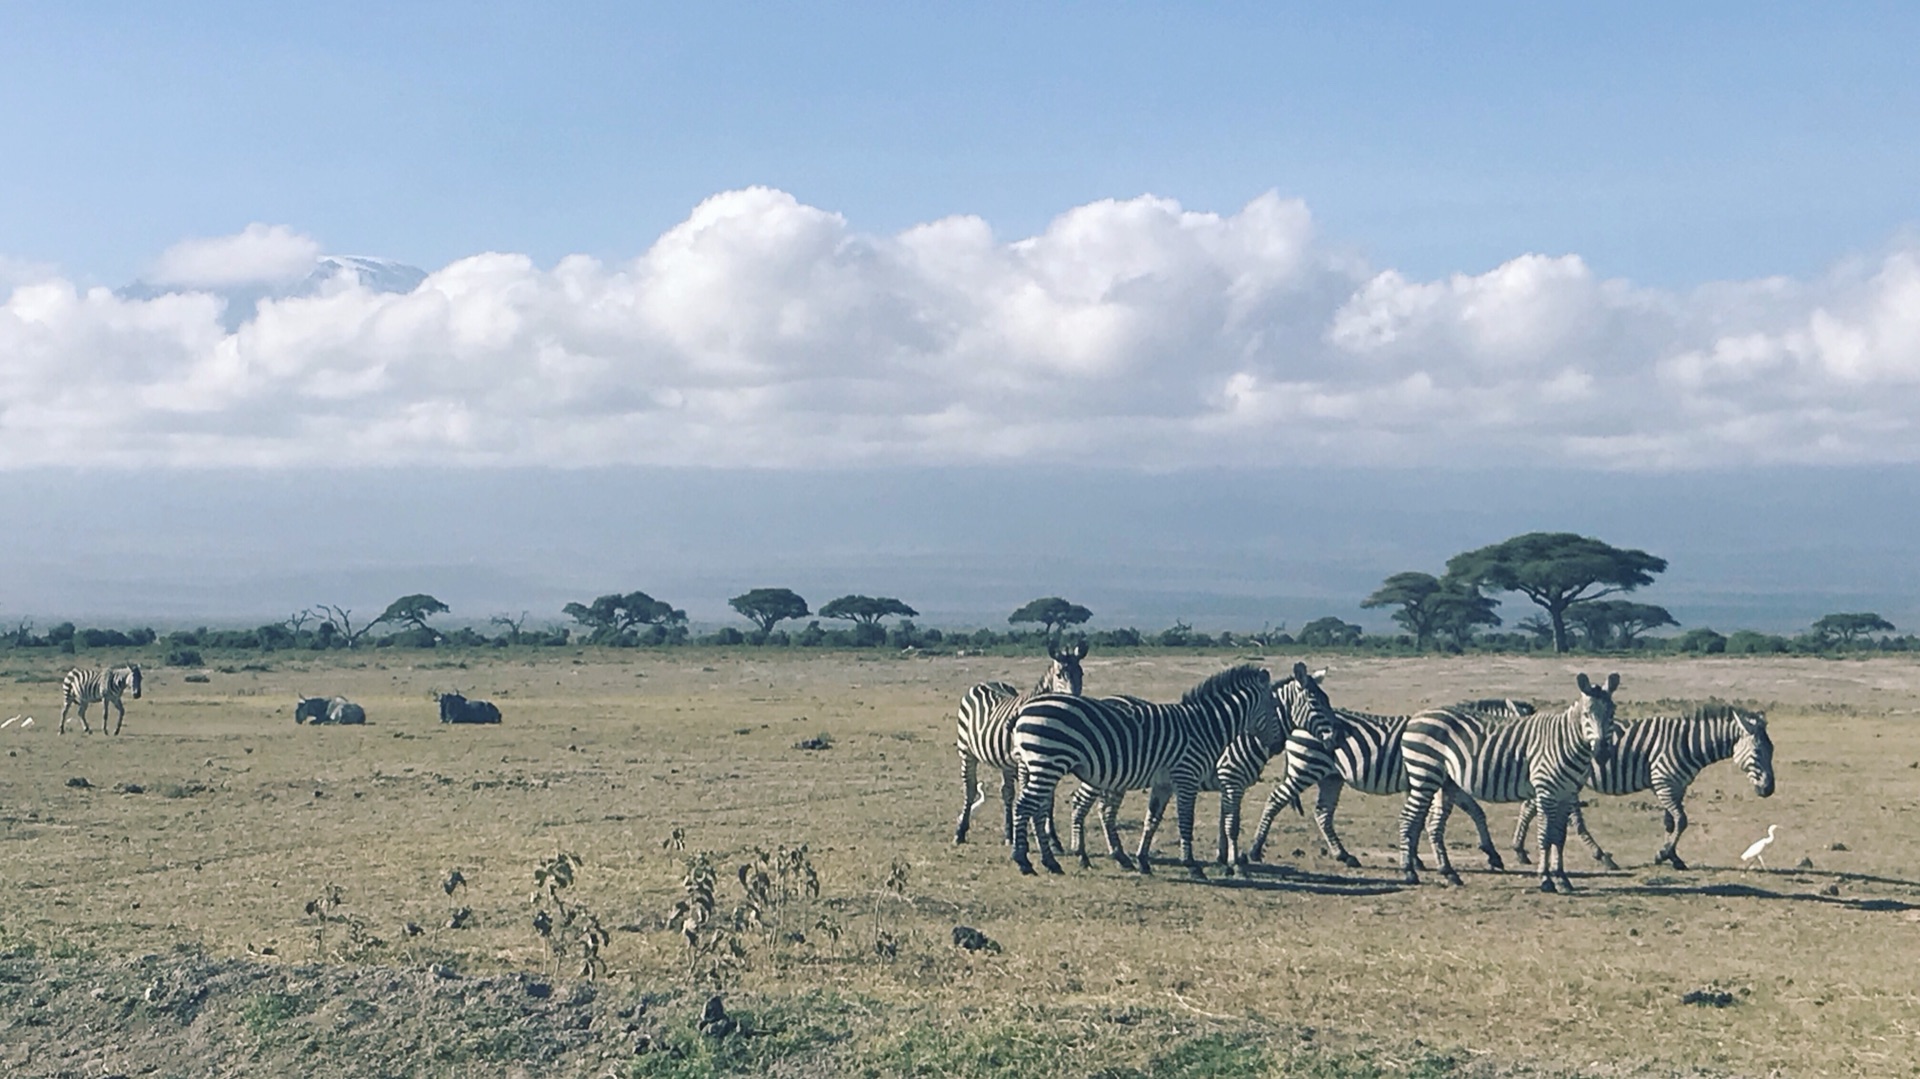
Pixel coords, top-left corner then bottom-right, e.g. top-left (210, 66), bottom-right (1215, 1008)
top-left (295, 696), bottom-right (367, 725)
top-left (438, 692), bottom-right (502, 724)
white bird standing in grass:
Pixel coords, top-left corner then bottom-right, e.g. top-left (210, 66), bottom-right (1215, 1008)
top-left (1742, 824), bottom-right (1779, 869)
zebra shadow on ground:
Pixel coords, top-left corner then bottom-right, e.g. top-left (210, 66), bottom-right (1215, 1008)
top-left (1615, 877), bottom-right (1920, 913)
top-left (1176, 862), bottom-right (1409, 896)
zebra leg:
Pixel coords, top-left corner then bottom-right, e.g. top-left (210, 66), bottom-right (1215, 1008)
top-left (1570, 802), bottom-right (1618, 869)
top-left (1097, 790), bottom-right (1135, 871)
top-left (1538, 793), bottom-right (1574, 893)
top-left (112, 698), bottom-right (125, 735)
top-left (59, 699), bottom-right (73, 735)
top-left (1653, 778), bottom-right (1689, 870)
top-left (79, 701), bottom-right (94, 735)
top-left (1217, 783), bottom-right (1248, 873)
top-left (1177, 785), bottom-right (1207, 879)
top-left (1068, 785), bottom-right (1097, 869)
top-left (1397, 784), bottom-right (1437, 886)
top-left (1314, 779), bottom-right (1362, 868)
top-left (1512, 800), bottom-right (1536, 865)
top-left (998, 760), bottom-right (1019, 844)
top-left (1011, 768), bottom-right (1066, 876)
top-left (1426, 792), bottom-right (1463, 886)
top-left (1135, 786), bottom-right (1171, 875)
top-left (953, 751), bottom-right (979, 844)
top-left (1246, 779), bottom-right (1300, 864)
top-left (1449, 790), bottom-right (1504, 871)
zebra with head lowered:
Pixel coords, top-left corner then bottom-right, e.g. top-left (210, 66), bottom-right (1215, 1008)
top-left (953, 641), bottom-right (1087, 845)
top-left (1399, 673), bottom-right (1619, 894)
top-left (1011, 663), bottom-right (1334, 878)
top-left (1065, 668), bottom-right (1338, 874)
top-left (1509, 701), bottom-right (1774, 870)
top-left (1244, 697), bottom-right (1536, 869)
top-left (59, 664), bottom-right (143, 735)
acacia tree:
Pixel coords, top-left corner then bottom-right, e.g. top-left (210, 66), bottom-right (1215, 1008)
top-left (1429, 585), bottom-right (1502, 649)
top-left (1446, 533), bottom-right (1668, 653)
top-left (1566, 600), bottom-right (1677, 650)
top-left (564, 591), bottom-right (688, 642)
top-left (1007, 597), bottom-right (1093, 639)
top-left (727, 588), bottom-right (810, 636)
top-left (1360, 573), bottom-right (1445, 648)
top-left (1298, 616), bottom-right (1363, 647)
top-left (378, 594), bottom-right (450, 637)
top-left (818, 595), bottom-right (918, 627)
top-left (1811, 612), bottom-right (1895, 647)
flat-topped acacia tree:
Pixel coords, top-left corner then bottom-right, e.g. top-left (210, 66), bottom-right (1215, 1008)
top-left (728, 588), bottom-right (811, 636)
top-left (1446, 533), bottom-right (1667, 654)
top-left (1007, 597), bottom-right (1093, 639)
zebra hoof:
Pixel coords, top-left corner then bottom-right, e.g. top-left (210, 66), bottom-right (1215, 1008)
top-left (1113, 853), bottom-right (1136, 872)
top-left (1187, 865), bottom-right (1209, 881)
top-left (1538, 877), bottom-right (1557, 894)
top-left (1485, 851), bottom-right (1507, 872)
top-left (1039, 854), bottom-right (1064, 875)
top-left (1598, 854), bottom-right (1621, 871)
top-left (1337, 853), bottom-right (1362, 869)
top-left (1136, 858), bottom-right (1154, 876)
top-left (1668, 855), bottom-right (1689, 871)
top-left (1402, 870), bottom-right (1420, 886)
top-left (1555, 875), bottom-right (1575, 893)
top-left (1513, 850), bottom-right (1533, 866)
top-left (1016, 862), bottom-right (1036, 877)
top-left (1442, 869), bottom-right (1465, 887)
top-left (1246, 847), bottom-right (1266, 864)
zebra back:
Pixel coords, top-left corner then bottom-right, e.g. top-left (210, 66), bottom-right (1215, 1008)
top-left (955, 643), bottom-right (1087, 768)
top-left (63, 664), bottom-right (142, 705)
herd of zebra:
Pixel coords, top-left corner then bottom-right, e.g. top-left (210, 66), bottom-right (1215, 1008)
top-left (955, 645), bottom-right (1775, 892)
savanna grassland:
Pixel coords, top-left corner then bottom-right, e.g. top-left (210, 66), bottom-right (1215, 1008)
top-left (3, 648), bottom-right (1919, 1078)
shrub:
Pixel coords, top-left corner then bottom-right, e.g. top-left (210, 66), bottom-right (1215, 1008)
top-left (707, 627), bottom-right (746, 646)
top-left (165, 647), bottom-right (205, 668)
top-left (1675, 628), bottom-right (1727, 654)
top-left (1725, 630), bottom-right (1790, 654)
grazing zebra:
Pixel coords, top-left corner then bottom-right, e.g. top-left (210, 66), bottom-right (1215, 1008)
top-left (1065, 670), bottom-right (1333, 871)
top-left (1509, 702), bottom-right (1774, 870)
top-left (1011, 663), bottom-right (1333, 878)
top-left (58, 664), bottom-right (143, 735)
top-left (1399, 673), bottom-right (1619, 893)
top-left (953, 641), bottom-right (1088, 845)
top-left (1244, 698), bottom-right (1536, 869)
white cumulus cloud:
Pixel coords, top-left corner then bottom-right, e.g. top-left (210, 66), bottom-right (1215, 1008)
top-left (146, 223), bottom-right (323, 289)
top-left (4, 188), bottom-right (1920, 471)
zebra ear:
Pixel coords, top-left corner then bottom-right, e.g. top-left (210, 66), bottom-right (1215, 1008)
top-left (1576, 673), bottom-right (1593, 694)
top-left (1604, 672), bottom-right (1620, 693)
top-left (1291, 661), bottom-right (1313, 684)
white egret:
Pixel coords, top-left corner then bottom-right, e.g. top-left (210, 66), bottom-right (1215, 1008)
top-left (1741, 824), bottom-right (1779, 869)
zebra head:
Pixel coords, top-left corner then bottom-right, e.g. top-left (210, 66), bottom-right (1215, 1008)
top-left (1043, 640), bottom-right (1088, 695)
top-left (1273, 662), bottom-right (1340, 746)
top-left (1732, 707), bottom-right (1775, 798)
top-left (122, 664), bottom-right (143, 699)
top-left (1572, 672), bottom-right (1620, 762)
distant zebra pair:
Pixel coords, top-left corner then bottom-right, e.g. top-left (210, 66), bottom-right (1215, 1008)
top-left (296, 695), bottom-right (367, 725)
top-left (58, 664), bottom-right (143, 735)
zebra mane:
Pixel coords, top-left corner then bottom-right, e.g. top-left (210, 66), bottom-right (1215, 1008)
top-left (1181, 664), bottom-right (1270, 706)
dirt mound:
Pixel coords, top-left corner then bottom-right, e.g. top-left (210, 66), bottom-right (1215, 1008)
top-left (0, 949), bottom-right (652, 1078)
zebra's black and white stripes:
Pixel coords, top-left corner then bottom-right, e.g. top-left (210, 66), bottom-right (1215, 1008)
top-left (1510, 703), bottom-right (1774, 870)
top-left (1398, 673), bottom-right (1619, 893)
top-left (59, 664), bottom-right (143, 735)
top-left (1244, 698), bottom-right (1534, 868)
top-left (953, 641), bottom-right (1087, 845)
top-left (1010, 663), bottom-right (1333, 878)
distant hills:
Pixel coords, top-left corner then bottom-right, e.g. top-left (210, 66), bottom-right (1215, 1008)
top-left (118, 255), bottom-right (428, 330)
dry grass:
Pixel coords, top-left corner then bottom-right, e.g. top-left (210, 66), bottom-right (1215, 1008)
top-left (3, 648), bottom-right (1919, 1076)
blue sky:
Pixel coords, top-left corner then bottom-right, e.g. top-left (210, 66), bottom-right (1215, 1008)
top-left (5, 3), bottom-right (1916, 287)
top-left (5, 5), bottom-right (1920, 628)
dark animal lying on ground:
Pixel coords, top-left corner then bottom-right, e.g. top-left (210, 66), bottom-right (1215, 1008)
top-left (438, 692), bottom-right (502, 725)
top-left (296, 696), bottom-right (368, 725)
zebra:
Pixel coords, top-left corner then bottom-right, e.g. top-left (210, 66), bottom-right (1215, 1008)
top-left (952, 641), bottom-right (1088, 845)
top-left (1064, 669), bottom-right (1332, 872)
top-left (1398, 673), bottom-right (1619, 893)
top-left (1244, 698), bottom-right (1536, 869)
top-left (1011, 662), bottom-right (1335, 878)
top-left (1508, 702), bottom-right (1774, 870)
top-left (59, 664), bottom-right (143, 735)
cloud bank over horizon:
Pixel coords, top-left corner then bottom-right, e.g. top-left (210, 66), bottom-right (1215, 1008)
top-left (4, 188), bottom-right (1919, 471)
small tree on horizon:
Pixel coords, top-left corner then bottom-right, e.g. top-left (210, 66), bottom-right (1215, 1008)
top-left (1007, 597), bottom-right (1093, 639)
top-left (728, 588), bottom-right (811, 635)
top-left (1811, 611), bottom-right (1895, 646)
top-left (1567, 599), bottom-right (1677, 649)
top-left (818, 595), bottom-right (918, 628)
top-left (376, 594), bottom-right (450, 637)
top-left (565, 592), bottom-right (688, 641)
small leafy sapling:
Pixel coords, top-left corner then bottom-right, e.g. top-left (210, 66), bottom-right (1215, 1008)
top-left (529, 851), bottom-right (610, 979)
